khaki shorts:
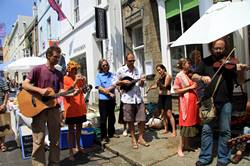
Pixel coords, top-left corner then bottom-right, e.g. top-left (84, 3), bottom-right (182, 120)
top-left (123, 103), bottom-right (146, 122)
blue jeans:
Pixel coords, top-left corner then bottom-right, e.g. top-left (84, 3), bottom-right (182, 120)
top-left (198, 102), bottom-right (232, 165)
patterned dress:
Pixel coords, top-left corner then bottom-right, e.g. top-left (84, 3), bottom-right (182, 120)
top-left (173, 71), bottom-right (200, 137)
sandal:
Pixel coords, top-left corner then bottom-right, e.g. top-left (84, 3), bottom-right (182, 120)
top-left (131, 140), bottom-right (138, 149)
top-left (0, 143), bottom-right (7, 152)
top-left (68, 155), bottom-right (75, 161)
top-left (76, 147), bottom-right (85, 154)
top-left (231, 153), bottom-right (243, 164)
top-left (138, 140), bottom-right (150, 147)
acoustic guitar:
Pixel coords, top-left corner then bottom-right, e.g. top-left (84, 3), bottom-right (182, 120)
top-left (120, 74), bottom-right (155, 92)
top-left (17, 87), bottom-right (75, 117)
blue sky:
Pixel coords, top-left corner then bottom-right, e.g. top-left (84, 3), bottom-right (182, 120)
top-left (0, 0), bottom-right (35, 40)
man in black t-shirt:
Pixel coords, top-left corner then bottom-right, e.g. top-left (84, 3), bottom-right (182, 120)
top-left (192, 38), bottom-right (247, 166)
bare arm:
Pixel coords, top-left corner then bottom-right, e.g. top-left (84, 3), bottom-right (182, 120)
top-left (0, 91), bottom-right (9, 112)
top-left (146, 83), bottom-right (157, 93)
top-left (22, 79), bottom-right (49, 96)
top-left (174, 83), bottom-right (197, 94)
top-left (236, 64), bottom-right (248, 84)
top-left (192, 73), bottom-right (211, 84)
top-left (98, 85), bottom-right (116, 97)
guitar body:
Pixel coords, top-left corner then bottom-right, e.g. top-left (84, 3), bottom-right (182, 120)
top-left (120, 74), bottom-right (156, 92)
top-left (17, 87), bottom-right (57, 117)
top-left (120, 76), bottom-right (137, 92)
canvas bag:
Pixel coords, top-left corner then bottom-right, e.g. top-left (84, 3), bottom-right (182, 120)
top-left (0, 111), bottom-right (13, 137)
top-left (199, 74), bottom-right (222, 125)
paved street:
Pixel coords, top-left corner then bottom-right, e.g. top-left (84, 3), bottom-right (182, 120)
top-left (0, 136), bottom-right (129, 166)
top-left (1, 124), bottom-right (250, 166)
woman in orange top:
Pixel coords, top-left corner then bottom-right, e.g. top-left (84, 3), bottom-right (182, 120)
top-left (63, 61), bottom-right (87, 161)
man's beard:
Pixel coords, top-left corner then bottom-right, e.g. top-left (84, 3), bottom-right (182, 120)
top-left (214, 52), bottom-right (225, 60)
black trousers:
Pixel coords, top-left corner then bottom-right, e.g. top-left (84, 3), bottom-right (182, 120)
top-left (98, 99), bottom-right (116, 139)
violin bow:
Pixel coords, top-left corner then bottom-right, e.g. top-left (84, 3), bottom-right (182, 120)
top-left (211, 48), bottom-right (236, 82)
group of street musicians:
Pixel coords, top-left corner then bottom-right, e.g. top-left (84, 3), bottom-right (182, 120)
top-left (0, 36), bottom-right (249, 166)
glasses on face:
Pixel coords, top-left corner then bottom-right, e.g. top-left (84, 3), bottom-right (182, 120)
top-left (127, 60), bottom-right (135, 63)
top-left (212, 47), bottom-right (225, 51)
top-left (102, 64), bottom-right (108, 68)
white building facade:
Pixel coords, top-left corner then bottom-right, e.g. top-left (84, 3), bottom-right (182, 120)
top-left (37, 0), bottom-right (61, 57)
top-left (7, 16), bottom-right (33, 61)
top-left (59, 0), bottom-right (124, 104)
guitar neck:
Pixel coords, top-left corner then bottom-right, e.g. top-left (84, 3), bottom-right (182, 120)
top-left (53, 88), bottom-right (75, 98)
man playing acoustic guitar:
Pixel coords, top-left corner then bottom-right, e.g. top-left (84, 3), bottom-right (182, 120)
top-left (22, 46), bottom-right (64, 166)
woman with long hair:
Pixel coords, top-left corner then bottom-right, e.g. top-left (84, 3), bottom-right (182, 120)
top-left (95, 59), bottom-right (118, 143)
top-left (146, 64), bottom-right (176, 136)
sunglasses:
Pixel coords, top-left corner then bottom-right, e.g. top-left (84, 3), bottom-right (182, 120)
top-left (102, 64), bottom-right (108, 67)
top-left (127, 60), bottom-right (135, 63)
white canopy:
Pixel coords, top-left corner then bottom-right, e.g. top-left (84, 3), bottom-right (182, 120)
top-left (5, 57), bottom-right (47, 72)
top-left (171, 0), bottom-right (250, 47)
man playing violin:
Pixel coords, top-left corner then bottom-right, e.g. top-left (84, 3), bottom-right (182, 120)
top-left (22, 46), bottom-right (64, 166)
top-left (114, 53), bottom-right (149, 149)
top-left (192, 38), bottom-right (248, 166)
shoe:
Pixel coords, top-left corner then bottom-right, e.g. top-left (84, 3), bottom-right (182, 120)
top-left (0, 143), bottom-right (7, 152)
top-left (109, 134), bottom-right (120, 138)
top-left (105, 137), bottom-right (110, 143)
top-left (195, 161), bottom-right (206, 166)
top-left (231, 153), bottom-right (243, 164)
top-left (101, 137), bottom-right (110, 144)
top-left (216, 161), bottom-right (228, 166)
top-left (123, 129), bottom-right (128, 137)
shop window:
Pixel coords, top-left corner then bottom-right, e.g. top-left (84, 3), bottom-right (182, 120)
top-left (47, 17), bottom-right (51, 39)
top-left (168, 6), bottom-right (202, 78)
top-left (71, 53), bottom-right (88, 80)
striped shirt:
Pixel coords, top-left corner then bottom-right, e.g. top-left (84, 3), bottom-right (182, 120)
top-left (0, 77), bottom-right (9, 105)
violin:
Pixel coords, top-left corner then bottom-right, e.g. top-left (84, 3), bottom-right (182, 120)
top-left (210, 48), bottom-right (250, 81)
top-left (212, 48), bottom-right (250, 71)
top-left (213, 55), bottom-right (238, 70)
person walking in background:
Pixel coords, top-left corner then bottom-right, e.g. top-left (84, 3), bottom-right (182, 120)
top-left (95, 59), bottom-right (118, 144)
top-left (63, 61), bottom-right (87, 161)
top-left (190, 49), bottom-right (202, 72)
top-left (146, 64), bottom-right (176, 136)
top-left (192, 38), bottom-right (248, 166)
top-left (0, 76), bottom-right (9, 152)
top-left (22, 46), bottom-right (64, 166)
top-left (114, 53), bottom-right (149, 149)
top-left (173, 58), bottom-right (200, 157)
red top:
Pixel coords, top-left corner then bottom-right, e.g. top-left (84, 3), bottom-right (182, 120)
top-left (173, 71), bottom-right (200, 127)
top-left (63, 75), bottom-right (87, 118)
